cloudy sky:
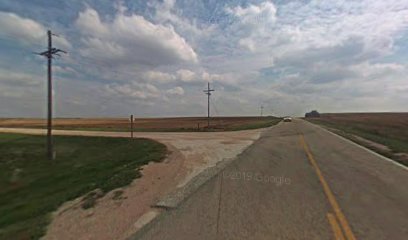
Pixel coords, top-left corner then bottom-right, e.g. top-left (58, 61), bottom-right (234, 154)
top-left (0, 0), bottom-right (408, 118)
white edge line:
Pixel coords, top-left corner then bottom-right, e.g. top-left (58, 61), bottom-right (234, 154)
top-left (304, 120), bottom-right (408, 171)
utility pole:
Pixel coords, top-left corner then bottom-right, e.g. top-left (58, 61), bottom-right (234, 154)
top-left (36, 30), bottom-right (66, 160)
top-left (130, 114), bottom-right (134, 139)
top-left (260, 105), bottom-right (264, 117)
top-left (203, 82), bottom-right (214, 128)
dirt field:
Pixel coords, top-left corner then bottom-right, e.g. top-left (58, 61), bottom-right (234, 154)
top-left (307, 112), bottom-right (408, 166)
top-left (0, 117), bottom-right (279, 132)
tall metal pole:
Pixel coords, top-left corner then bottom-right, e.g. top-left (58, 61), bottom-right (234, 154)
top-left (47, 30), bottom-right (53, 161)
top-left (203, 82), bottom-right (214, 129)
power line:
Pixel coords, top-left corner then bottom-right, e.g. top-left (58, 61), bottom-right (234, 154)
top-left (34, 30), bottom-right (66, 161)
top-left (211, 96), bottom-right (220, 116)
top-left (203, 82), bottom-right (214, 128)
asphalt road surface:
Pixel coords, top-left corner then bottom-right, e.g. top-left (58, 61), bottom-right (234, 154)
top-left (131, 119), bottom-right (408, 240)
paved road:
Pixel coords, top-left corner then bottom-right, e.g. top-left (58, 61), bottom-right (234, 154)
top-left (131, 119), bottom-right (408, 240)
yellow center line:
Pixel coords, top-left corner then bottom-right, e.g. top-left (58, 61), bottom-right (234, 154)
top-left (299, 134), bottom-right (357, 240)
top-left (327, 213), bottom-right (346, 240)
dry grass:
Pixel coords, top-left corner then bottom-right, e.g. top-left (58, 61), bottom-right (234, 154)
top-left (0, 133), bottom-right (166, 239)
top-left (307, 112), bottom-right (408, 166)
top-left (0, 116), bottom-right (280, 132)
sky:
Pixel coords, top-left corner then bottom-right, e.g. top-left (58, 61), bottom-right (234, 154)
top-left (0, 0), bottom-right (408, 118)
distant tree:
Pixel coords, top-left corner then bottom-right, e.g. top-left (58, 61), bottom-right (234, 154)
top-left (305, 110), bottom-right (320, 118)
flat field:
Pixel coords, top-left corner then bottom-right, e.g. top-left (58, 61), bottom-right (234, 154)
top-left (307, 112), bottom-right (408, 166)
top-left (0, 116), bottom-right (280, 132)
top-left (0, 133), bottom-right (166, 240)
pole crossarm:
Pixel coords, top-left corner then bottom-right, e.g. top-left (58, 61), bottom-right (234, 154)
top-left (37, 48), bottom-right (67, 58)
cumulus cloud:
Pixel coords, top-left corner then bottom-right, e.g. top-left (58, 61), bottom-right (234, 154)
top-left (0, 68), bottom-right (42, 86)
top-left (166, 86), bottom-right (184, 96)
top-left (0, 68), bottom-right (45, 117)
top-left (177, 69), bottom-right (196, 82)
top-left (278, 0), bottom-right (408, 55)
top-left (104, 82), bottom-right (161, 101)
top-left (144, 71), bottom-right (176, 83)
top-left (225, 1), bottom-right (277, 52)
top-left (149, 0), bottom-right (214, 40)
top-left (76, 7), bottom-right (198, 68)
top-left (226, 1), bottom-right (277, 27)
top-left (142, 68), bottom-right (228, 84)
top-left (202, 0), bottom-right (408, 115)
top-left (351, 62), bottom-right (405, 78)
top-left (53, 66), bottom-right (78, 75)
top-left (201, 71), bottom-right (224, 83)
top-left (221, 0), bottom-right (408, 64)
top-left (0, 11), bottom-right (70, 48)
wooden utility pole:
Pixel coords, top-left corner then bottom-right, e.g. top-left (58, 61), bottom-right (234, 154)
top-left (203, 82), bottom-right (214, 128)
top-left (261, 105), bottom-right (264, 117)
top-left (130, 114), bottom-right (134, 139)
top-left (46, 30), bottom-right (52, 160)
top-left (36, 30), bottom-right (66, 160)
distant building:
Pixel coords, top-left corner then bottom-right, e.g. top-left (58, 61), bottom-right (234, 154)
top-left (305, 110), bottom-right (320, 118)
